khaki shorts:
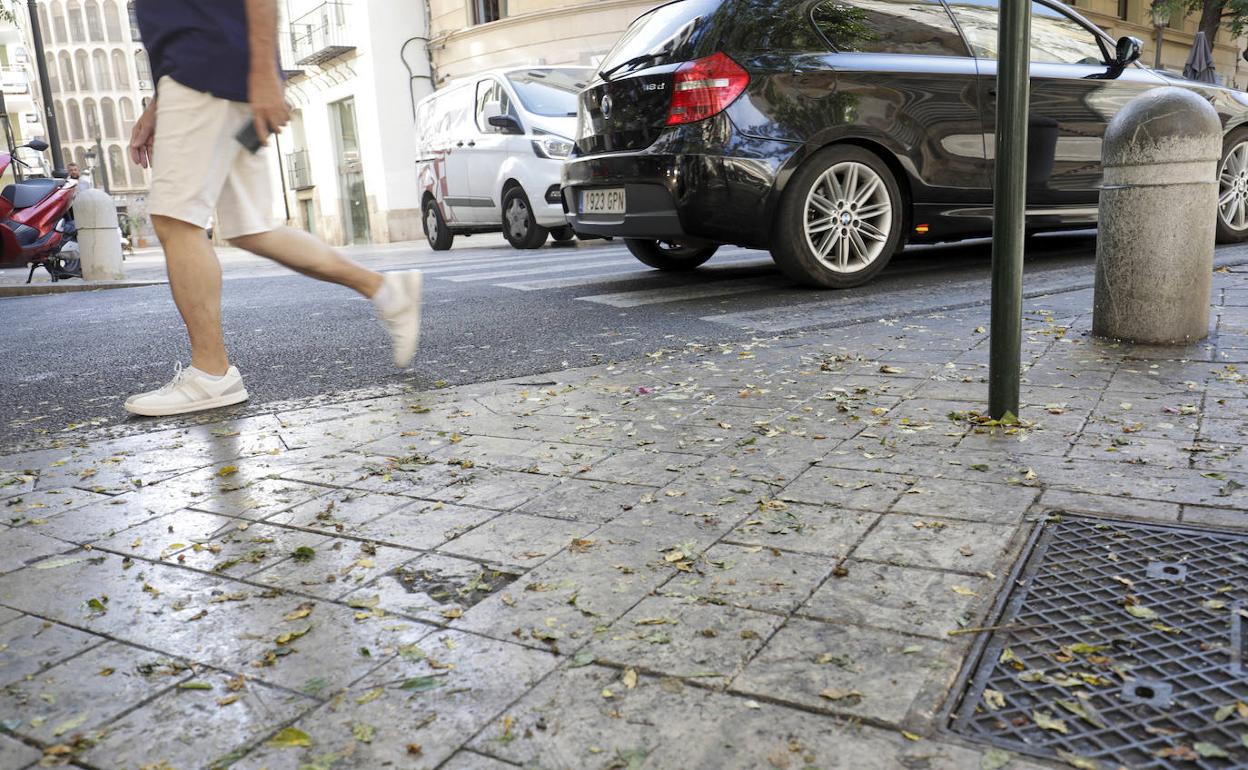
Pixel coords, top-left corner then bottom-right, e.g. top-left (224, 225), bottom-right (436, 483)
top-left (148, 76), bottom-right (273, 240)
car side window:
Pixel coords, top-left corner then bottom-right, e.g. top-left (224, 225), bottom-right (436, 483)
top-left (946, 0), bottom-right (1107, 65)
top-left (811, 0), bottom-right (970, 57)
top-left (475, 78), bottom-right (516, 134)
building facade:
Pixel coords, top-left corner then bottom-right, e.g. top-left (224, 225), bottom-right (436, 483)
top-left (275, 0), bottom-right (433, 245)
top-left (21, 0), bottom-right (154, 240)
top-left (0, 25), bottom-right (45, 181)
top-left (1072, 0), bottom-right (1248, 87)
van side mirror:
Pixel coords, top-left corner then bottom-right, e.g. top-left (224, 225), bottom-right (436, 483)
top-left (1114, 36), bottom-right (1143, 67)
top-left (487, 115), bottom-right (523, 134)
top-left (25, 138), bottom-right (48, 152)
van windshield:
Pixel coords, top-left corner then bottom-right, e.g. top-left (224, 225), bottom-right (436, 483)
top-left (505, 69), bottom-right (590, 117)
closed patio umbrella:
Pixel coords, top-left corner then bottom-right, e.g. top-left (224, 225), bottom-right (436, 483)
top-left (1183, 31), bottom-right (1218, 84)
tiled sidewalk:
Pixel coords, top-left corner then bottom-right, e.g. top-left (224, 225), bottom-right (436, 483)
top-left (0, 267), bottom-right (1245, 769)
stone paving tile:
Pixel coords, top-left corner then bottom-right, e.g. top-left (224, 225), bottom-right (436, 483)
top-left (660, 542), bottom-right (833, 615)
top-left (247, 537), bottom-right (415, 600)
top-left (576, 449), bottom-right (707, 487)
top-left (353, 500), bottom-right (497, 551)
top-left (0, 607), bottom-right (20, 627)
top-left (800, 561), bottom-right (991, 640)
top-left (347, 454), bottom-right (468, 498)
top-left (440, 750), bottom-right (516, 770)
top-left (232, 630), bottom-right (558, 770)
top-left (186, 477), bottom-right (330, 521)
top-left (890, 477), bottom-right (1039, 524)
top-left (89, 509), bottom-right (240, 562)
top-left (263, 488), bottom-right (411, 533)
top-left (473, 664), bottom-right (1006, 770)
top-left (0, 529), bottom-right (75, 574)
top-left (341, 553), bottom-right (519, 626)
top-left (1182, 503), bottom-right (1248, 529)
top-left (1037, 488), bottom-right (1182, 523)
top-left (722, 502), bottom-right (878, 558)
top-left (0, 617), bottom-right (102, 689)
top-left (26, 494), bottom-right (171, 544)
top-left (0, 733), bottom-right (40, 770)
top-left (436, 512), bottom-right (596, 570)
top-left (0, 487), bottom-right (111, 525)
top-left (586, 594), bottom-right (784, 684)
top-left (0, 640), bottom-right (187, 745)
top-left (433, 434), bottom-right (613, 476)
top-left (731, 617), bottom-right (957, 726)
top-left (852, 513), bottom-right (1023, 575)
top-left (1201, 415), bottom-right (1248, 444)
top-left (779, 466), bottom-right (912, 510)
top-left (175, 521), bottom-right (331, 578)
top-left (79, 666), bottom-right (318, 769)
top-left (431, 468), bottom-right (565, 510)
top-left (516, 477), bottom-right (653, 523)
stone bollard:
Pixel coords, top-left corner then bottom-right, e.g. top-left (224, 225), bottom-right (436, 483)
top-left (74, 187), bottom-right (125, 281)
top-left (1093, 87), bottom-right (1221, 344)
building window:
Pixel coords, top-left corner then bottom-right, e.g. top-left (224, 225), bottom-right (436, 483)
top-left (38, 5), bottom-right (53, 45)
top-left (74, 146), bottom-right (88, 170)
top-left (46, 53), bottom-right (59, 91)
top-left (112, 49), bottom-right (129, 88)
top-left (59, 51), bottom-right (75, 91)
top-left (75, 50), bottom-right (91, 90)
top-left (470, 0), bottom-right (503, 25)
top-left (93, 50), bottom-right (111, 89)
top-left (1118, 0), bottom-right (1129, 19)
top-left (109, 144), bottom-right (127, 187)
top-left (68, 1), bottom-right (86, 42)
top-left (83, 98), bottom-right (100, 139)
top-left (86, 1), bottom-right (104, 41)
top-left (52, 1), bottom-right (69, 44)
top-left (54, 101), bottom-right (68, 141)
top-left (67, 99), bottom-right (83, 141)
top-left (135, 49), bottom-right (151, 84)
top-left (126, 1), bottom-right (140, 41)
top-left (104, 0), bottom-right (122, 41)
top-left (101, 97), bottom-right (118, 138)
top-left (119, 96), bottom-right (135, 136)
top-left (128, 155), bottom-right (145, 187)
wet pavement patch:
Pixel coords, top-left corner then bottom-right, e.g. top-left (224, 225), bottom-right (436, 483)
top-left (388, 564), bottom-right (518, 608)
top-left (948, 514), bottom-right (1248, 769)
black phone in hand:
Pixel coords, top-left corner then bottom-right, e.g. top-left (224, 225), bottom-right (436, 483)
top-left (235, 122), bottom-right (263, 154)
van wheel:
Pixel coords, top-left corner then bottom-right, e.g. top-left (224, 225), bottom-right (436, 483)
top-left (423, 199), bottom-right (453, 251)
top-left (625, 239), bottom-right (717, 271)
top-left (771, 145), bottom-right (904, 289)
top-left (503, 188), bottom-right (548, 249)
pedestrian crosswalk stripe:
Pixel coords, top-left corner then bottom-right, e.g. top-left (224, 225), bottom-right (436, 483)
top-left (415, 247), bottom-right (631, 276)
top-left (576, 275), bottom-right (788, 307)
top-left (439, 257), bottom-right (645, 282)
top-left (497, 252), bottom-right (772, 291)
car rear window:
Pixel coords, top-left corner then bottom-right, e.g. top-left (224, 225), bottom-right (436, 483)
top-left (506, 69), bottom-right (591, 117)
top-left (598, 0), bottom-right (723, 73)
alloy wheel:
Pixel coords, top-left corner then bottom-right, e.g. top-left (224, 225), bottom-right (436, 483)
top-left (803, 161), bottom-right (893, 273)
top-left (1219, 141), bottom-right (1248, 232)
top-left (426, 206), bottom-right (439, 240)
top-left (507, 199), bottom-right (530, 239)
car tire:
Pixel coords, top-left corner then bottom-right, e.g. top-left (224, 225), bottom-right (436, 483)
top-left (771, 145), bottom-right (905, 289)
top-left (423, 198), bottom-right (453, 251)
top-left (502, 187), bottom-right (548, 249)
top-left (1216, 129), bottom-right (1248, 244)
top-left (624, 239), bottom-right (717, 271)
top-left (550, 226), bottom-right (577, 243)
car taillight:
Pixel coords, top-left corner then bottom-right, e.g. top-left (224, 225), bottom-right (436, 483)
top-left (666, 52), bottom-right (749, 126)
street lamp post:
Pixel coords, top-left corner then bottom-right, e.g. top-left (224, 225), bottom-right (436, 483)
top-left (1152, 2), bottom-right (1172, 70)
top-left (988, 0), bottom-right (1031, 419)
top-left (26, 0), bottom-right (66, 173)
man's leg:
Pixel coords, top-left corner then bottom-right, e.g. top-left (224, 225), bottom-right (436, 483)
top-left (228, 227), bottom-right (382, 297)
top-left (152, 214), bottom-right (229, 376)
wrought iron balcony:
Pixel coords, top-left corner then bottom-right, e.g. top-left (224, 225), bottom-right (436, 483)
top-left (286, 149), bottom-right (313, 190)
top-left (291, 2), bottom-right (355, 67)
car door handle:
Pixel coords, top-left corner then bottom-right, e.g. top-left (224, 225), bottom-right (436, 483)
top-left (456, 141), bottom-right (464, 147)
top-left (467, 140), bottom-right (476, 147)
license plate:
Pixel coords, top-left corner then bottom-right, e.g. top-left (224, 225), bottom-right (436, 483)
top-left (581, 188), bottom-right (626, 215)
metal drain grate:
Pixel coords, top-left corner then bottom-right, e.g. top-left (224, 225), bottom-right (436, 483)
top-left (949, 514), bottom-right (1248, 769)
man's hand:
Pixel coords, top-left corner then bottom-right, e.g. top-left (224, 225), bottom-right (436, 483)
top-left (248, 71), bottom-right (289, 145)
top-left (129, 98), bottom-right (157, 168)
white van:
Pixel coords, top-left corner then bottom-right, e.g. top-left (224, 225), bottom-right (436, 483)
top-left (415, 66), bottom-right (592, 251)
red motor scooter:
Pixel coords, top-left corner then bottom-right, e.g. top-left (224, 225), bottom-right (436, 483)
top-left (0, 139), bottom-right (80, 283)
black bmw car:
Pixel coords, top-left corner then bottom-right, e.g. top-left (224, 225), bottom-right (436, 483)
top-left (562, 0), bottom-right (1248, 288)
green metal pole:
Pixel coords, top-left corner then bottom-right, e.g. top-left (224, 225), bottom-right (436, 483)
top-left (988, 0), bottom-right (1031, 420)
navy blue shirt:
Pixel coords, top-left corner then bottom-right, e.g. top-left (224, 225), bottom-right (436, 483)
top-left (135, 0), bottom-right (259, 103)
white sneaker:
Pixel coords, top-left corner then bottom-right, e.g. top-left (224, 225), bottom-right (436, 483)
top-left (378, 270), bottom-right (423, 368)
top-left (125, 363), bottom-right (249, 417)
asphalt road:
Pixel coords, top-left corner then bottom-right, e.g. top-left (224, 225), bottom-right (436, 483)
top-left (3, 232), bottom-right (1244, 450)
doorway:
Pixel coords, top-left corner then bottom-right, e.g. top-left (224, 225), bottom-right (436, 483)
top-left (329, 97), bottom-right (370, 244)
